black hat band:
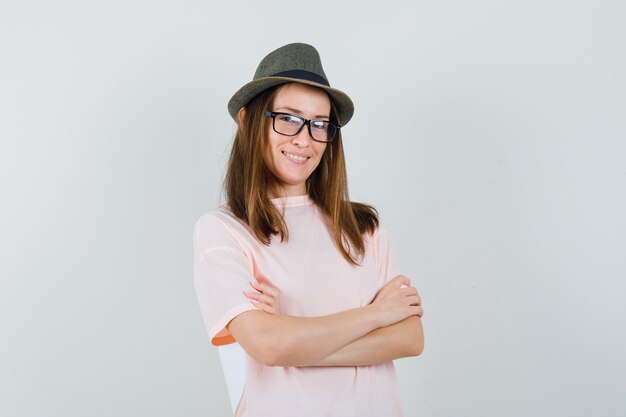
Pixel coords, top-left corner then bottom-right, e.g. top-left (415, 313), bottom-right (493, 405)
top-left (271, 70), bottom-right (330, 87)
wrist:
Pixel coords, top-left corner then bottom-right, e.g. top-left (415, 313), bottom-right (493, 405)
top-left (363, 303), bottom-right (385, 329)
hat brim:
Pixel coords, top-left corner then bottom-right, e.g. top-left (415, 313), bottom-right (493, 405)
top-left (228, 77), bottom-right (354, 126)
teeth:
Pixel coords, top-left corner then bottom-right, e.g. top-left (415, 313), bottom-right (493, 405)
top-left (283, 151), bottom-right (307, 161)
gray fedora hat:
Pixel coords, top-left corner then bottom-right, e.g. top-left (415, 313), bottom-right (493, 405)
top-left (228, 43), bottom-right (354, 126)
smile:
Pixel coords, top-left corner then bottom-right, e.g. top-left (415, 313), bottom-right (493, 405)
top-left (282, 151), bottom-right (309, 162)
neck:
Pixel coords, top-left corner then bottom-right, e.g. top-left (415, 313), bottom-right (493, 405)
top-left (267, 184), bottom-right (307, 199)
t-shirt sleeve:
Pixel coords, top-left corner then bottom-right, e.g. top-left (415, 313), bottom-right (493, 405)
top-left (193, 213), bottom-right (258, 346)
top-left (374, 227), bottom-right (401, 286)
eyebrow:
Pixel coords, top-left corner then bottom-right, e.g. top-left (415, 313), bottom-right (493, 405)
top-left (274, 106), bottom-right (330, 120)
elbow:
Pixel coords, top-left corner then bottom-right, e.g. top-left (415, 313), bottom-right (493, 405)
top-left (258, 339), bottom-right (305, 367)
top-left (248, 347), bottom-right (282, 367)
top-left (232, 312), bottom-right (290, 367)
top-left (259, 347), bottom-right (282, 367)
top-left (406, 316), bottom-right (425, 357)
top-left (255, 339), bottom-right (289, 367)
top-left (408, 337), bottom-right (424, 357)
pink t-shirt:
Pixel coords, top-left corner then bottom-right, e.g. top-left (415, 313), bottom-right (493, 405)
top-left (193, 195), bottom-right (405, 417)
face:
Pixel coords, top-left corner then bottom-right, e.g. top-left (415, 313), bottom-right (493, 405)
top-left (263, 83), bottom-right (330, 198)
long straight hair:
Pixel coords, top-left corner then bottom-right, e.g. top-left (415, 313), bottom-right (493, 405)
top-left (224, 83), bottom-right (378, 266)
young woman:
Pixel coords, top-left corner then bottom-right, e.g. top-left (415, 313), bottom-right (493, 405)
top-left (194, 43), bottom-right (424, 417)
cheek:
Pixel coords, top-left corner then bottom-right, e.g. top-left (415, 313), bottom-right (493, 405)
top-left (308, 145), bottom-right (327, 172)
top-left (263, 123), bottom-right (276, 158)
top-left (263, 132), bottom-right (278, 165)
top-left (315, 144), bottom-right (328, 162)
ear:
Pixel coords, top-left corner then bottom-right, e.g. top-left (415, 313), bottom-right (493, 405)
top-left (237, 107), bottom-right (246, 125)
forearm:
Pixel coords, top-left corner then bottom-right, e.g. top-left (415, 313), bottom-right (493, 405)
top-left (228, 305), bottom-right (386, 367)
top-left (305, 316), bottom-right (424, 367)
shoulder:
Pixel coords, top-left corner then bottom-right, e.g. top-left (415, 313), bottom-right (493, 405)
top-left (193, 208), bottom-right (227, 237)
top-left (362, 211), bottom-right (395, 253)
top-left (372, 224), bottom-right (390, 239)
top-left (193, 206), bottom-right (251, 249)
top-left (365, 224), bottom-right (392, 251)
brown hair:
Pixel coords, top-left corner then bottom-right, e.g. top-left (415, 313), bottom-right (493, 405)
top-left (224, 84), bottom-right (378, 266)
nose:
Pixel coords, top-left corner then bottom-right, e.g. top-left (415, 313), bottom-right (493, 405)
top-left (291, 124), bottom-right (312, 147)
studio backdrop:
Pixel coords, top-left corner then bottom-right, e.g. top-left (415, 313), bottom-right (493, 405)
top-left (1, 1), bottom-right (625, 416)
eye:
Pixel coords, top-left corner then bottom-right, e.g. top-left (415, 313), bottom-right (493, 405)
top-left (310, 120), bottom-right (327, 131)
top-left (277, 114), bottom-right (302, 125)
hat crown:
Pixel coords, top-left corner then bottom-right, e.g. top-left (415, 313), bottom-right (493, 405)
top-left (253, 43), bottom-right (329, 84)
top-left (228, 42), bottom-right (354, 126)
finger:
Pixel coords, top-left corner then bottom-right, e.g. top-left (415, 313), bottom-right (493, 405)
top-left (244, 291), bottom-right (277, 307)
top-left (409, 305), bottom-right (424, 317)
top-left (254, 275), bottom-right (276, 287)
top-left (406, 294), bottom-right (422, 306)
top-left (399, 287), bottom-right (418, 297)
top-left (391, 275), bottom-right (411, 288)
top-left (251, 282), bottom-right (279, 300)
top-left (255, 292), bottom-right (278, 306)
top-left (250, 279), bottom-right (277, 293)
top-left (251, 281), bottom-right (280, 298)
top-left (250, 299), bottom-right (275, 314)
top-left (243, 291), bottom-right (260, 301)
top-left (255, 275), bottom-right (270, 284)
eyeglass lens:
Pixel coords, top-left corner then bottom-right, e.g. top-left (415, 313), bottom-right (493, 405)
top-left (273, 113), bottom-right (337, 142)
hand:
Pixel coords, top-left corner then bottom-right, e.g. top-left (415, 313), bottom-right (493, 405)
top-left (371, 275), bottom-right (423, 327)
top-left (243, 276), bottom-right (281, 315)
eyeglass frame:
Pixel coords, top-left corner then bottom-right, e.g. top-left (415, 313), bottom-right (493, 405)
top-left (265, 111), bottom-right (341, 143)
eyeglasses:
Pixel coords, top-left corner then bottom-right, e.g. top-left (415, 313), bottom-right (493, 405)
top-left (265, 111), bottom-right (340, 143)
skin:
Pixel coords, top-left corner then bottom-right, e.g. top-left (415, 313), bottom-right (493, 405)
top-left (263, 82), bottom-right (329, 198)
top-left (229, 275), bottom-right (423, 367)
top-left (227, 82), bottom-right (424, 367)
top-left (244, 276), bottom-right (424, 367)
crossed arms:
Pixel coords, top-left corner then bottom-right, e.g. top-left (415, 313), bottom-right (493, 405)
top-left (227, 275), bottom-right (424, 367)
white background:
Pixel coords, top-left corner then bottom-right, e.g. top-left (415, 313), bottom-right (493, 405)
top-left (1, 1), bottom-right (625, 416)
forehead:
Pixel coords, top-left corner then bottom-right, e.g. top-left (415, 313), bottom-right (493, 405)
top-left (272, 83), bottom-right (331, 117)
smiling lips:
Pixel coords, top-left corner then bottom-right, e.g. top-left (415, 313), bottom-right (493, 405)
top-left (282, 151), bottom-right (310, 164)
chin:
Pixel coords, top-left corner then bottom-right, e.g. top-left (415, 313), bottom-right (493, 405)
top-left (276, 170), bottom-right (309, 186)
